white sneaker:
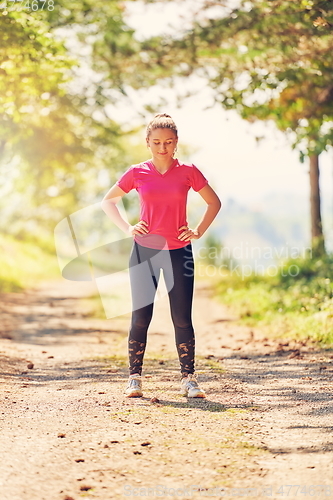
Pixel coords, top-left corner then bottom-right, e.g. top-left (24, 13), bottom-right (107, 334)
top-left (124, 374), bottom-right (143, 397)
top-left (180, 374), bottom-right (206, 398)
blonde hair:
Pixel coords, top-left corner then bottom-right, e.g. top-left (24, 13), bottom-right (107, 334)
top-left (146, 113), bottom-right (178, 139)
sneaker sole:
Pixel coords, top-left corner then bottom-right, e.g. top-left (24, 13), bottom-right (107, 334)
top-left (188, 388), bottom-right (206, 398)
top-left (180, 390), bottom-right (206, 398)
top-left (125, 391), bottom-right (143, 398)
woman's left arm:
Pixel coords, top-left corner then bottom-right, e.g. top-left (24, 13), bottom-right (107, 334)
top-left (178, 184), bottom-right (222, 241)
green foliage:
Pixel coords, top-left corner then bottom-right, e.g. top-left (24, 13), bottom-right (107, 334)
top-left (0, 5), bottom-right (150, 238)
top-left (0, 233), bottom-right (60, 291)
top-left (44, 0), bottom-right (158, 92)
top-left (126, 0), bottom-right (333, 155)
top-left (216, 253), bottom-right (333, 344)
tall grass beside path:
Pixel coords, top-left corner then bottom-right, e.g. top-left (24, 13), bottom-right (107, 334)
top-left (0, 233), bottom-right (60, 292)
top-left (213, 255), bottom-right (333, 346)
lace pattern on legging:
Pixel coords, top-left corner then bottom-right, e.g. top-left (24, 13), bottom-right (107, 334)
top-left (128, 339), bottom-right (146, 375)
top-left (176, 338), bottom-right (195, 377)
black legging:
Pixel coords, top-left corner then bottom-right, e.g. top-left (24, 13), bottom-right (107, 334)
top-left (128, 241), bottom-right (195, 377)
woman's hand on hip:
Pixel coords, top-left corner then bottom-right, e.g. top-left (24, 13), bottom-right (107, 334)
top-left (128, 220), bottom-right (149, 237)
top-left (178, 226), bottom-right (201, 241)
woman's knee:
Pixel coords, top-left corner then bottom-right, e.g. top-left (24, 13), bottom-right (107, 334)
top-left (172, 313), bottom-right (193, 331)
top-left (131, 307), bottom-right (153, 330)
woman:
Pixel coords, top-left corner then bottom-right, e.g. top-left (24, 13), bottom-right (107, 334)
top-left (101, 113), bottom-right (221, 398)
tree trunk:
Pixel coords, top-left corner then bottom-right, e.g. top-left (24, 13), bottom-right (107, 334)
top-left (309, 153), bottom-right (325, 256)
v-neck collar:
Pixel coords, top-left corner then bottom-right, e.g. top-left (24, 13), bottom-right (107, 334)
top-left (147, 158), bottom-right (178, 177)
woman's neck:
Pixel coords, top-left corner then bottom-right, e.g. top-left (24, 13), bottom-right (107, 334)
top-left (150, 157), bottom-right (175, 173)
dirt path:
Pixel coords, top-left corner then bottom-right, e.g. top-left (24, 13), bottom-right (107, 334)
top-left (1, 277), bottom-right (333, 500)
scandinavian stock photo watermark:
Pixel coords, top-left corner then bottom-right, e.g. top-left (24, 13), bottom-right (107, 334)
top-left (195, 241), bottom-right (311, 280)
top-left (123, 483), bottom-right (333, 497)
top-left (54, 202), bottom-right (310, 320)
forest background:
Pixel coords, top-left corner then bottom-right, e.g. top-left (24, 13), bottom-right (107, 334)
top-left (2, 0), bottom-right (333, 344)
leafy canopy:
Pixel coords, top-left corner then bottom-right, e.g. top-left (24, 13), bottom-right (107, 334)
top-left (110, 0), bottom-right (333, 157)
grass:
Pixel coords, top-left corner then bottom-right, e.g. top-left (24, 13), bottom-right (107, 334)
top-left (0, 232), bottom-right (61, 292)
top-left (215, 253), bottom-right (333, 346)
top-left (198, 356), bottom-right (225, 374)
top-left (97, 354), bottom-right (128, 368)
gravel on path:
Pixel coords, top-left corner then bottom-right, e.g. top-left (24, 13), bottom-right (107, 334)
top-left (1, 278), bottom-right (333, 500)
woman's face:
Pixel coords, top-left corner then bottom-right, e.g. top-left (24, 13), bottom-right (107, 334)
top-left (146, 128), bottom-right (178, 162)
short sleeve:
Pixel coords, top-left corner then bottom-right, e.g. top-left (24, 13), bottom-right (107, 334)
top-left (116, 166), bottom-right (136, 193)
top-left (191, 164), bottom-right (209, 192)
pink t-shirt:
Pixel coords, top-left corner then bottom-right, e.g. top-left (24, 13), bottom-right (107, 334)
top-left (116, 159), bottom-right (209, 250)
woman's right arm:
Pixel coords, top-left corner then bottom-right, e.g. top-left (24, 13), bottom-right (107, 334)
top-left (101, 184), bottom-right (148, 237)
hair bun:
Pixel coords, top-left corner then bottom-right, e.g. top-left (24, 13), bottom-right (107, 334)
top-left (146, 113), bottom-right (178, 138)
top-left (154, 113), bottom-right (172, 119)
